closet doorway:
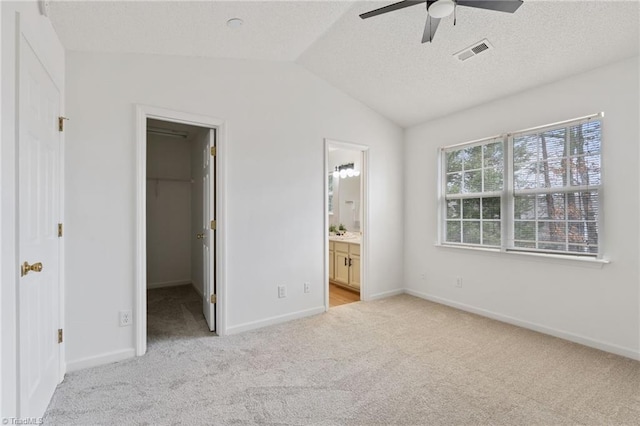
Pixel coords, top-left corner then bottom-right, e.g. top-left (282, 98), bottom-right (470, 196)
top-left (325, 140), bottom-right (369, 309)
top-left (145, 119), bottom-right (216, 345)
top-left (135, 106), bottom-right (226, 356)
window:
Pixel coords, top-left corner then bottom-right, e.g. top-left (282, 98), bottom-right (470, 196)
top-left (440, 114), bottom-right (602, 257)
top-left (443, 138), bottom-right (503, 247)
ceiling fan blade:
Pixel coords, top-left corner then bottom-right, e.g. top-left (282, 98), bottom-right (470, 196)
top-left (456, 0), bottom-right (523, 14)
top-left (360, 0), bottom-right (426, 19)
top-left (422, 16), bottom-right (441, 43)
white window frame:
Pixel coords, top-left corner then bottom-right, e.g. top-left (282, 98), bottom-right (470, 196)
top-left (440, 136), bottom-right (505, 248)
top-left (438, 112), bottom-right (604, 260)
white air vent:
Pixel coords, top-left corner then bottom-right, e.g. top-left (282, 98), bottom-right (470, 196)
top-left (454, 39), bottom-right (493, 62)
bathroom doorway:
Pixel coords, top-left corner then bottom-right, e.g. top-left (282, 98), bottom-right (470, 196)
top-left (325, 140), bottom-right (368, 309)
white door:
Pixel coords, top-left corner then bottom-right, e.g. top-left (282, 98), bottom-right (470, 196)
top-left (202, 129), bottom-right (216, 331)
top-left (18, 35), bottom-right (62, 417)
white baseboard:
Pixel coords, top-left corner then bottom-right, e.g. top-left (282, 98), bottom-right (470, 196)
top-left (191, 281), bottom-right (203, 298)
top-left (66, 348), bottom-right (135, 372)
top-left (367, 288), bottom-right (405, 301)
top-left (147, 280), bottom-right (191, 290)
top-left (226, 306), bottom-right (325, 335)
top-left (405, 289), bottom-right (640, 361)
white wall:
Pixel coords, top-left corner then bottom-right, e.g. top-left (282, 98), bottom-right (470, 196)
top-left (146, 134), bottom-right (192, 288)
top-left (64, 52), bottom-right (403, 367)
top-left (404, 56), bottom-right (640, 359)
top-left (1, 1), bottom-right (65, 417)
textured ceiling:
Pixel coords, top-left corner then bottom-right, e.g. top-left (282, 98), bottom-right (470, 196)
top-left (49, 1), bottom-right (639, 128)
top-left (48, 0), bottom-right (354, 61)
top-left (298, 0), bottom-right (640, 126)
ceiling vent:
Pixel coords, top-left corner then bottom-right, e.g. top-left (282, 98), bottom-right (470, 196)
top-left (454, 39), bottom-right (493, 62)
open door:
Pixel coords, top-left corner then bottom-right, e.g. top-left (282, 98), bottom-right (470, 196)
top-left (201, 129), bottom-right (216, 331)
top-left (18, 33), bottom-right (62, 416)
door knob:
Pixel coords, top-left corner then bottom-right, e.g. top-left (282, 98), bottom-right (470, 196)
top-left (196, 233), bottom-right (204, 239)
top-left (21, 261), bottom-right (43, 277)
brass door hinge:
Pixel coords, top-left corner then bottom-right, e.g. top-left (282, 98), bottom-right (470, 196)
top-left (58, 329), bottom-right (63, 344)
top-left (210, 146), bottom-right (216, 156)
top-left (58, 116), bottom-right (69, 132)
top-left (210, 294), bottom-right (217, 304)
top-left (210, 220), bottom-right (216, 230)
top-left (58, 223), bottom-right (63, 237)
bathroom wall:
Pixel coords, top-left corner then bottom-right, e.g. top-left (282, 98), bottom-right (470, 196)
top-left (328, 148), bottom-right (362, 231)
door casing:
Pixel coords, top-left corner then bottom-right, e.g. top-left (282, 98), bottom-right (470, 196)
top-left (134, 105), bottom-right (227, 356)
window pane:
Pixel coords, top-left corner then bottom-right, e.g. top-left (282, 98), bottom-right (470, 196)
top-left (569, 244), bottom-right (598, 254)
top-left (586, 222), bottom-right (598, 245)
top-left (514, 195), bottom-right (535, 220)
top-left (482, 197), bottom-right (501, 219)
top-left (568, 222), bottom-right (590, 244)
top-left (446, 221), bottom-right (461, 242)
top-left (537, 222), bottom-right (566, 243)
top-left (568, 221), bottom-right (599, 247)
top-left (569, 155), bottom-right (601, 186)
top-left (463, 221), bottom-right (481, 244)
top-left (464, 170), bottom-right (482, 193)
top-left (515, 221), bottom-right (535, 241)
top-left (483, 142), bottom-right (503, 167)
top-left (464, 146), bottom-right (482, 169)
top-left (539, 242), bottom-right (565, 252)
top-left (482, 221), bottom-right (501, 246)
top-left (484, 167), bottom-right (503, 192)
top-left (537, 194), bottom-right (566, 220)
top-left (514, 241), bottom-right (536, 249)
top-left (463, 198), bottom-right (481, 219)
top-left (537, 159), bottom-right (567, 188)
top-left (447, 199), bottom-right (461, 219)
top-left (513, 135), bottom-right (539, 164)
top-left (446, 173), bottom-right (462, 194)
top-left (539, 129), bottom-right (566, 160)
top-left (567, 191), bottom-right (598, 220)
top-left (446, 150), bottom-right (463, 173)
top-left (569, 121), bottom-right (601, 155)
top-left (514, 162), bottom-right (537, 190)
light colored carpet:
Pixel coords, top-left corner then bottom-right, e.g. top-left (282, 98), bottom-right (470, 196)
top-left (44, 289), bottom-right (640, 425)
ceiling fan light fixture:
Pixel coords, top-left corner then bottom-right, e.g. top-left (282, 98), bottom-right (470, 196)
top-left (428, 0), bottom-right (455, 19)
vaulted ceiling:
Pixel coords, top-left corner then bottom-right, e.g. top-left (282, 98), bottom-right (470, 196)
top-left (49, 0), bottom-right (640, 127)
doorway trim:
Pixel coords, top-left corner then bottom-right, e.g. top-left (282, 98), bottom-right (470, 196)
top-left (324, 139), bottom-right (370, 311)
top-left (134, 105), bottom-right (227, 356)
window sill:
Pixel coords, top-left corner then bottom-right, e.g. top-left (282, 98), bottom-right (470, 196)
top-left (435, 243), bottom-right (610, 268)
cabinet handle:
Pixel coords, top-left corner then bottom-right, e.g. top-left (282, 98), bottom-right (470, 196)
top-left (348, 258), bottom-right (353, 267)
top-left (344, 257), bottom-right (347, 266)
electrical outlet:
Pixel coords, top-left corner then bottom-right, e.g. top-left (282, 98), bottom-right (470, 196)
top-left (278, 285), bottom-right (287, 298)
top-left (455, 277), bottom-right (462, 288)
top-left (420, 273), bottom-right (426, 280)
top-left (304, 282), bottom-right (310, 293)
top-left (119, 310), bottom-right (132, 327)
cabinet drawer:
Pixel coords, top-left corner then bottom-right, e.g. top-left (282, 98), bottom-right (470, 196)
top-left (334, 242), bottom-right (349, 253)
top-left (349, 243), bottom-right (360, 256)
